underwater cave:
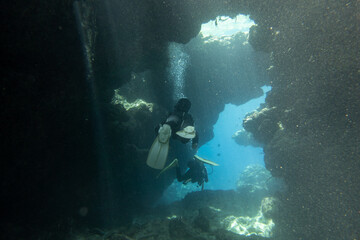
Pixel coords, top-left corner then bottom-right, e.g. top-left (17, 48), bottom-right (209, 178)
top-left (2, 0), bottom-right (360, 240)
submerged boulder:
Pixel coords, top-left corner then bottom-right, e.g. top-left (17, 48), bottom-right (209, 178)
top-left (243, 107), bottom-right (282, 144)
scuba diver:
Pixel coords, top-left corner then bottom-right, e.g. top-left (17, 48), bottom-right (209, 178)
top-left (159, 98), bottom-right (198, 148)
top-left (157, 155), bottom-right (219, 190)
top-left (147, 98), bottom-right (198, 170)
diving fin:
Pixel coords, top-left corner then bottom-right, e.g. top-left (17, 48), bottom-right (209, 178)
top-left (176, 126), bottom-right (196, 139)
top-left (184, 178), bottom-right (192, 184)
top-left (146, 124), bottom-right (171, 169)
top-left (194, 155), bottom-right (219, 166)
top-left (156, 158), bottom-right (178, 178)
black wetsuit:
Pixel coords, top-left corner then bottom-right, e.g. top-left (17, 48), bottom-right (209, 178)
top-left (176, 160), bottom-right (208, 190)
top-left (167, 110), bottom-right (198, 143)
top-left (156, 110), bottom-right (199, 146)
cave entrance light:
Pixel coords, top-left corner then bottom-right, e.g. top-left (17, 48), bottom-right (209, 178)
top-left (200, 14), bottom-right (255, 37)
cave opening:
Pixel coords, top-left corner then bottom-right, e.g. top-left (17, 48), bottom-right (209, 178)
top-left (200, 14), bottom-right (255, 37)
top-left (159, 15), bottom-right (280, 205)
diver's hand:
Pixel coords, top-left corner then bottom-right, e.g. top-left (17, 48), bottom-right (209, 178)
top-left (192, 143), bottom-right (198, 150)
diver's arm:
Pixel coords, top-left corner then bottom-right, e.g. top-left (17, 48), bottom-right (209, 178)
top-left (155, 113), bottom-right (171, 134)
top-left (165, 111), bottom-right (182, 130)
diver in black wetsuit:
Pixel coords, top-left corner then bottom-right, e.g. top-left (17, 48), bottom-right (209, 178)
top-left (156, 98), bottom-right (199, 149)
top-left (147, 98), bottom-right (199, 170)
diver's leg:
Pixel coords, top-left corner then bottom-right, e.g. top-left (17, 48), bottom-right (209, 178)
top-left (178, 169), bottom-right (193, 183)
top-left (176, 163), bottom-right (193, 183)
top-left (176, 165), bottom-right (183, 181)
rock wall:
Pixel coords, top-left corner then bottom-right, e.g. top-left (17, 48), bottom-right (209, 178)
top-left (243, 1), bottom-right (360, 239)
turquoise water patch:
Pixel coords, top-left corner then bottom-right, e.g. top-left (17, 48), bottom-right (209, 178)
top-left (198, 86), bottom-right (271, 190)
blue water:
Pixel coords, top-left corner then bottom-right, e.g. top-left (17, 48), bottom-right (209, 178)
top-left (198, 86), bottom-right (271, 190)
